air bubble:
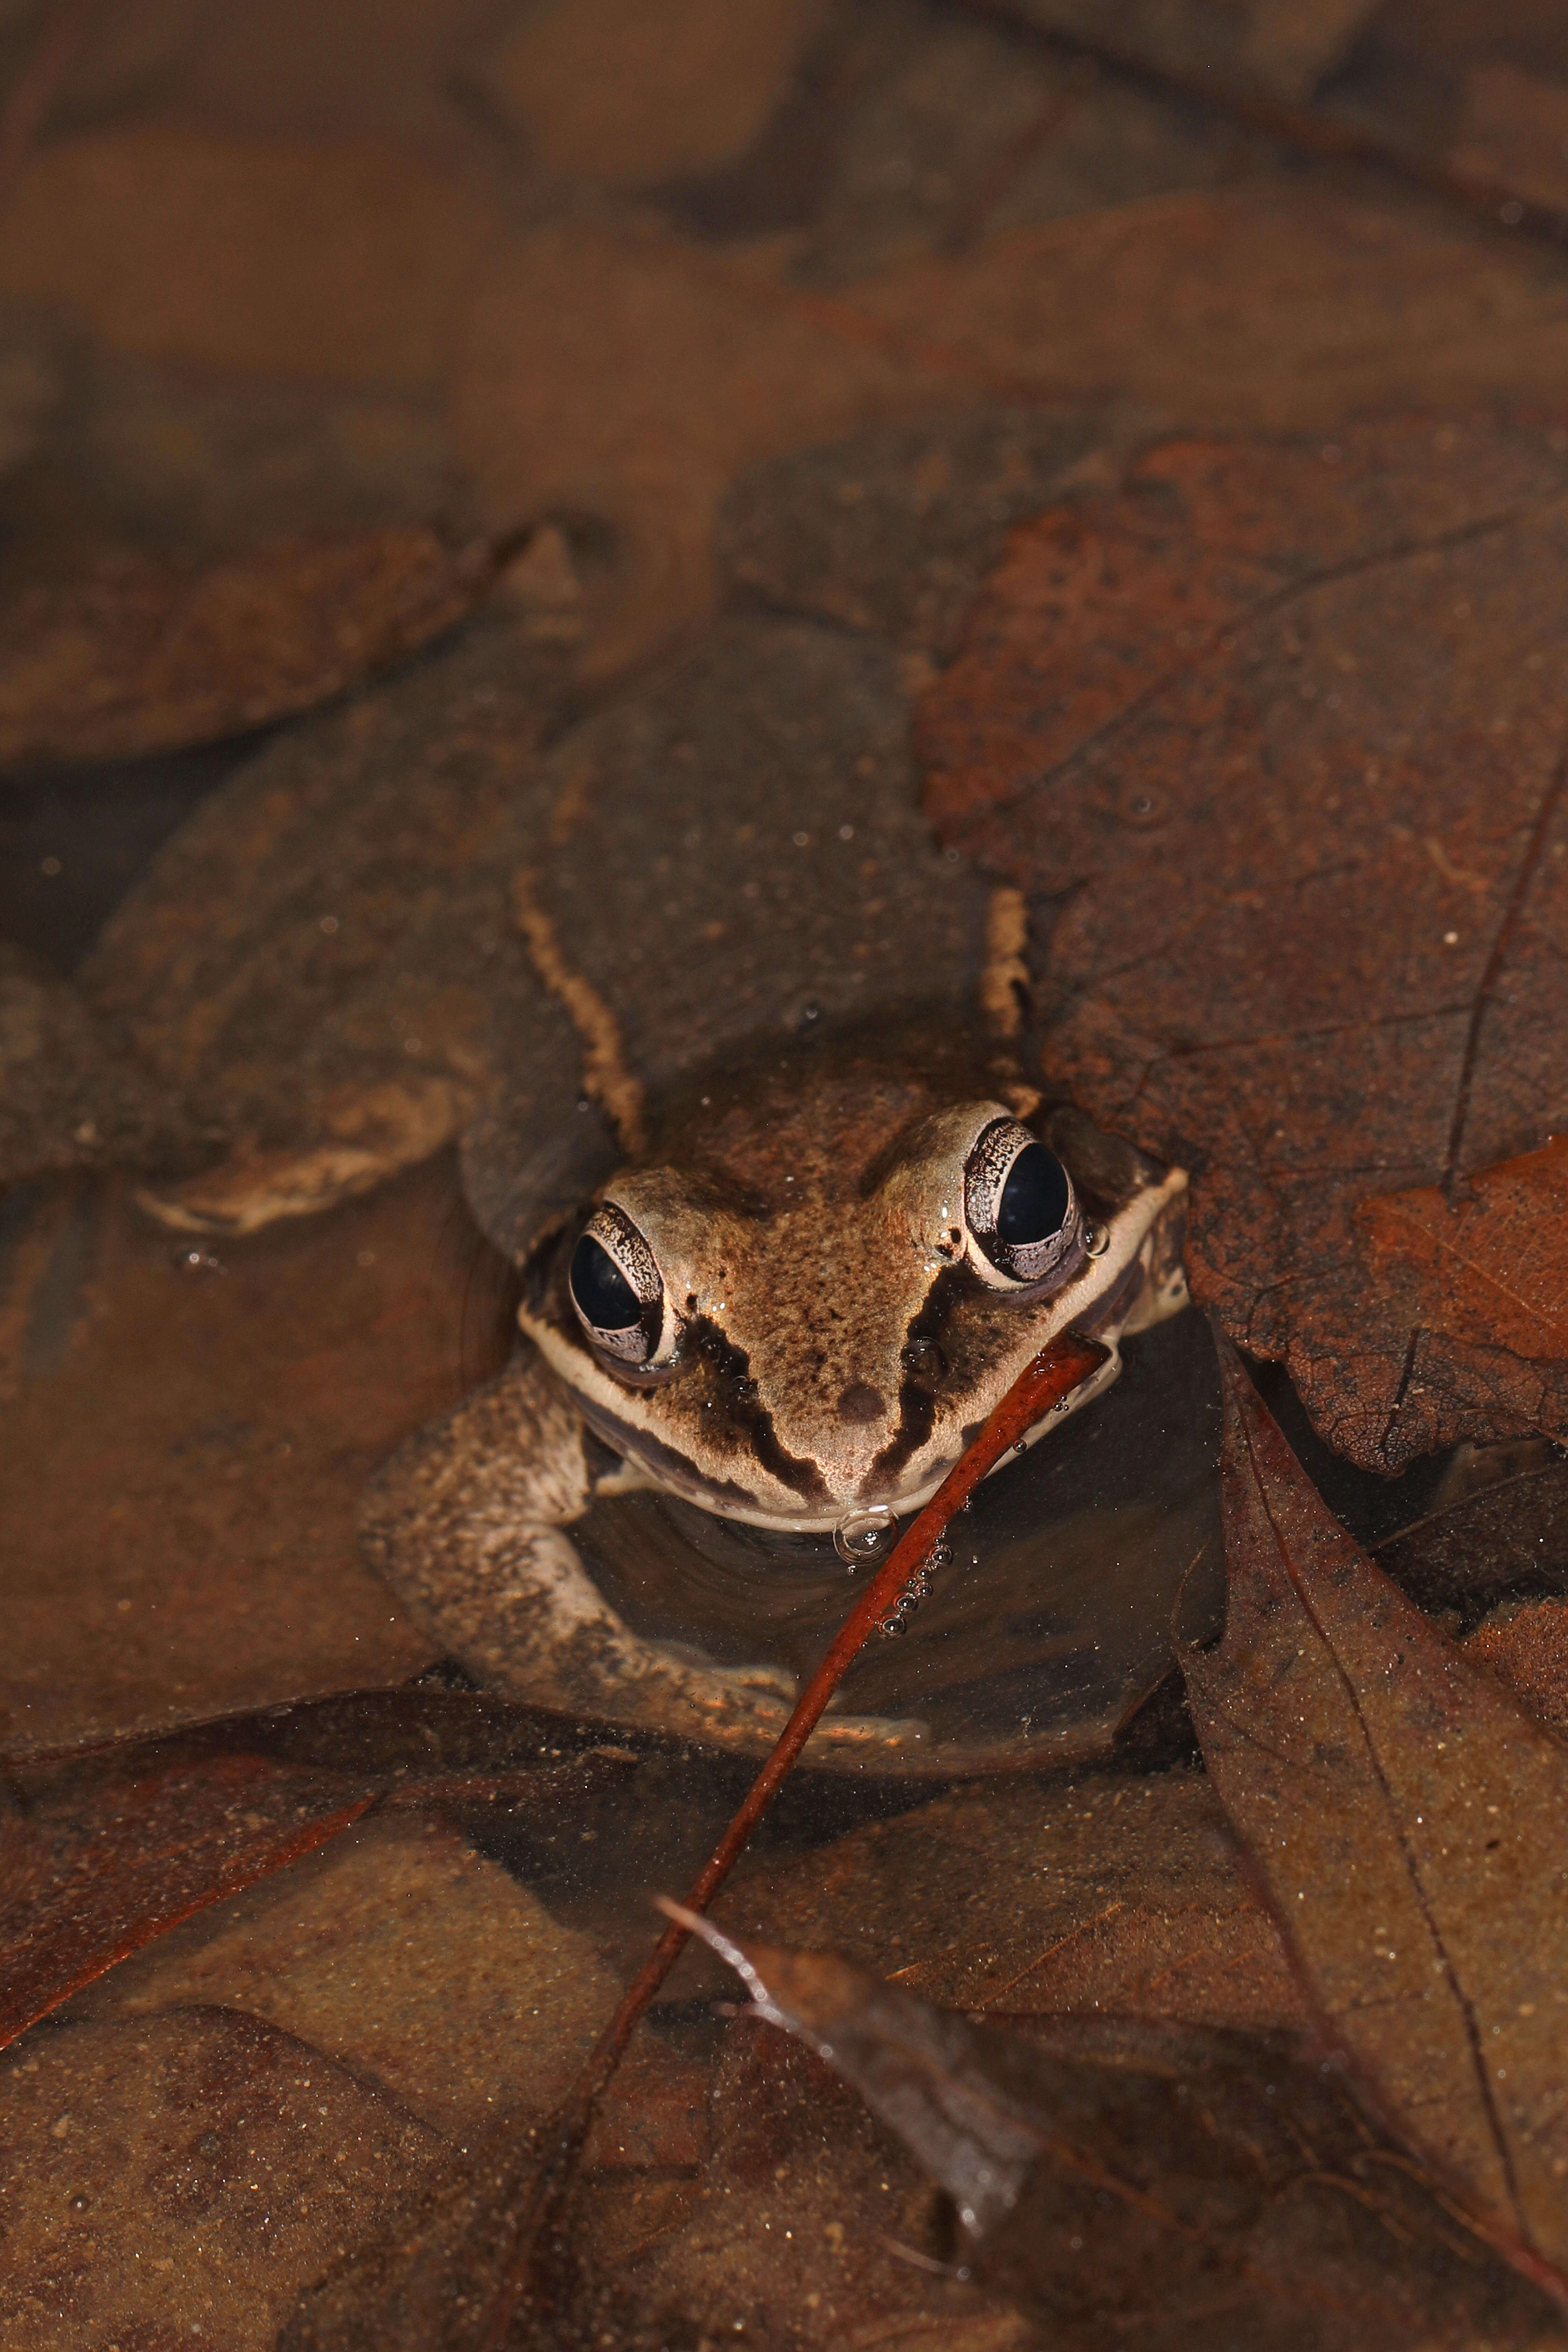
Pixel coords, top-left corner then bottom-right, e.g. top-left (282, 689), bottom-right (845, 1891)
top-left (834, 1504), bottom-right (897, 1566)
top-left (876, 1539), bottom-right (953, 1638)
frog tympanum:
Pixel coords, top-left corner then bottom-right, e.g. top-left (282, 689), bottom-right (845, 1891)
top-left (362, 1019), bottom-right (1189, 1763)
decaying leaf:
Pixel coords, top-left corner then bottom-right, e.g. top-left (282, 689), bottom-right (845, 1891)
top-left (451, 217), bottom-right (955, 671)
top-left (472, 0), bottom-right (829, 188)
top-left (1183, 1340), bottom-right (1568, 2297)
top-left (0, 1744), bottom-right (369, 2053)
top-left (1360, 1137), bottom-right (1568, 1452)
top-left (0, 1688), bottom-right (640, 2053)
top-left (716, 1759), bottom-right (1304, 2036)
top-left (717, 406), bottom-right (1125, 654)
top-left (71, 617), bottom-right (579, 1235)
top-left (916, 419), bottom-right (1568, 1471)
top-left (0, 1166), bottom-right (464, 1751)
top-left (984, 0), bottom-right (1378, 106)
top-left (680, 1913), bottom-right (1563, 2350)
top-left (0, 125), bottom-right (507, 390)
top-left (77, 1807), bottom-right (628, 2142)
top-left (0, 2006), bottom-right (444, 2352)
top-left (1467, 1600), bottom-right (1568, 1738)
top-left (844, 185), bottom-right (1568, 429)
top-left (1376, 1452), bottom-right (1568, 1631)
top-left (0, 524), bottom-right (488, 767)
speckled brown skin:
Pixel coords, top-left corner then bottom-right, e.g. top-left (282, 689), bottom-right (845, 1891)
top-left (361, 1035), bottom-right (1188, 1760)
top-left (358, 1356), bottom-right (808, 1751)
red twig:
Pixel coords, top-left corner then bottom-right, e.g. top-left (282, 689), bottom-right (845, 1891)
top-left (480, 1325), bottom-right (1110, 2347)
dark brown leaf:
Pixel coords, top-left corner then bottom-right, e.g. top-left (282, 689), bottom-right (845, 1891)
top-left (0, 1165), bottom-right (458, 1751)
top-left (70, 614), bottom-right (579, 1236)
top-left (985, 0), bottom-right (1378, 107)
top-left (0, 1687), bottom-right (640, 2053)
top-left (972, 0), bottom-right (1568, 250)
top-left (1182, 1339), bottom-right (1568, 2296)
top-left (0, 2006), bottom-right (443, 2352)
top-left (0, 1748), bottom-right (369, 2053)
top-left (679, 1911), bottom-right (1564, 2350)
top-left (1375, 1454), bottom-right (1568, 1629)
top-left (0, 525), bottom-right (484, 767)
top-left (1467, 1600), bottom-right (1568, 1737)
top-left (1359, 1137), bottom-right (1568, 1449)
top-left (718, 1763), bottom-right (1305, 2036)
top-left (916, 419), bottom-right (1568, 1471)
top-left (845, 186), bottom-right (1568, 427)
top-left (0, 126), bottom-right (506, 390)
top-left (0, 943), bottom-right (190, 1191)
top-left (717, 407), bottom-right (1119, 654)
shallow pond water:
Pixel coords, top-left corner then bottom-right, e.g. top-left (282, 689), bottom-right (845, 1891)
top-left (6, 7), bottom-right (1568, 2347)
top-left (575, 1302), bottom-right (1226, 1770)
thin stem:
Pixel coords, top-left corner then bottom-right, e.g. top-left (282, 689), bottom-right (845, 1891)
top-left (481, 1325), bottom-right (1109, 2348)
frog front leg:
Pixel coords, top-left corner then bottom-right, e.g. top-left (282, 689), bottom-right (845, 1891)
top-left (359, 1347), bottom-right (800, 1750)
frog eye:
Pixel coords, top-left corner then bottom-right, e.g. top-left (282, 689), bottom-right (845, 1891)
top-left (963, 1118), bottom-right (1080, 1289)
top-left (569, 1203), bottom-right (668, 1365)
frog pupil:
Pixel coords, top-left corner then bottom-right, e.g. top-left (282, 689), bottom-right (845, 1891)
top-left (570, 1233), bottom-right (640, 1331)
top-left (996, 1143), bottom-right (1070, 1246)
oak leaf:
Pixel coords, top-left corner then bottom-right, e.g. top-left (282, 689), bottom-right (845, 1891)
top-left (1183, 1339), bottom-right (1568, 2298)
top-left (916, 419), bottom-right (1568, 1470)
top-left (0, 1689), bottom-right (636, 2054)
top-left (1359, 1137), bottom-right (1568, 1455)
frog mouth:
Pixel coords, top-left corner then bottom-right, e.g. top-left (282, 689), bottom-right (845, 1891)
top-left (580, 1164), bottom-right (1189, 1536)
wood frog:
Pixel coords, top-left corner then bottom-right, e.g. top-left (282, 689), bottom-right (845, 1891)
top-left (362, 1013), bottom-right (1188, 1762)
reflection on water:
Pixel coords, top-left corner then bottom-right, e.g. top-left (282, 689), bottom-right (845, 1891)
top-left (574, 1306), bottom-right (1226, 1772)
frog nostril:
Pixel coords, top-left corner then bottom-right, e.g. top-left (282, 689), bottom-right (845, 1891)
top-left (836, 1381), bottom-right (885, 1424)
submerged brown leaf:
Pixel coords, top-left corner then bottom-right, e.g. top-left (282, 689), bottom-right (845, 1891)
top-left (678, 1910), bottom-right (1563, 2351)
top-left (0, 1747), bottom-right (369, 2054)
top-left (0, 525), bottom-right (484, 767)
top-left (1375, 1453), bottom-right (1568, 1630)
top-left (1360, 1137), bottom-right (1568, 1446)
top-left (0, 1688), bottom-right (640, 2054)
top-left (1468, 1601), bottom-right (1568, 1739)
top-left (0, 2005), bottom-right (443, 2352)
top-left (1183, 1340), bottom-right (1568, 2298)
top-left (916, 419), bottom-right (1568, 1471)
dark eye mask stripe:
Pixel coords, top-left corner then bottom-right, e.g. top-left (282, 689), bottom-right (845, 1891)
top-left (684, 1317), bottom-right (834, 1507)
top-left (861, 1267), bottom-right (968, 1497)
